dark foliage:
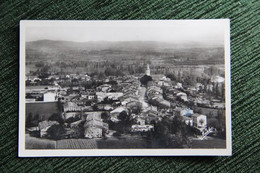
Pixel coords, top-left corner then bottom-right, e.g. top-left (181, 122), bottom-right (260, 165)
top-left (48, 113), bottom-right (64, 125)
top-left (140, 75), bottom-right (152, 85)
top-left (47, 124), bottom-right (66, 140)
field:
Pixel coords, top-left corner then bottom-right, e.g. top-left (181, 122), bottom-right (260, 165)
top-left (26, 102), bottom-right (59, 121)
top-left (191, 136), bottom-right (226, 148)
top-left (96, 134), bottom-right (152, 149)
top-left (194, 106), bottom-right (221, 117)
top-left (25, 134), bottom-right (153, 149)
top-left (25, 134), bottom-right (56, 149)
top-left (56, 139), bottom-right (97, 149)
top-left (25, 134), bottom-right (226, 149)
top-left (56, 135), bottom-right (152, 149)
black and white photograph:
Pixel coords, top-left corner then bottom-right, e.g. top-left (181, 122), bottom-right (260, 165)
top-left (19, 20), bottom-right (231, 156)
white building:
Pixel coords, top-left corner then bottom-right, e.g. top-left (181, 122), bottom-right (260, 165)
top-left (43, 92), bottom-right (56, 102)
top-left (192, 114), bottom-right (207, 128)
top-left (131, 124), bottom-right (154, 132)
top-left (146, 64), bottom-right (151, 76)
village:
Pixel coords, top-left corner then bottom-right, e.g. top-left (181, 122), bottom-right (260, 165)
top-left (25, 63), bottom-right (226, 149)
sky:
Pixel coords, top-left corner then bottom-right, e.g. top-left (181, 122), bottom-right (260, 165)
top-left (24, 20), bottom-right (229, 45)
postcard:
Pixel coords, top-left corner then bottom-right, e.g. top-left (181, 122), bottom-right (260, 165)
top-left (19, 20), bottom-right (231, 157)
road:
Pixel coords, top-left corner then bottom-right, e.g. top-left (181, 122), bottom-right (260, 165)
top-left (138, 86), bottom-right (149, 110)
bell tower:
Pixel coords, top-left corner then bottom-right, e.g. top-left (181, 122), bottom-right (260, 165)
top-left (146, 64), bottom-right (150, 76)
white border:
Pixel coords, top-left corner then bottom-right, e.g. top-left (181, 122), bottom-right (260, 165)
top-left (19, 20), bottom-right (232, 157)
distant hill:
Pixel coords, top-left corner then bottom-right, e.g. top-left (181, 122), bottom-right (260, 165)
top-left (26, 40), bottom-right (224, 63)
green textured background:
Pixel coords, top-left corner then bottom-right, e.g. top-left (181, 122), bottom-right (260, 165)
top-left (0, 0), bottom-right (259, 172)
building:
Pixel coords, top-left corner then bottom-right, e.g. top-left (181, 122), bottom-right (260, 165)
top-left (96, 92), bottom-right (123, 102)
top-left (63, 102), bottom-right (81, 112)
top-left (146, 64), bottom-right (151, 76)
top-left (131, 124), bottom-right (154, 132)
top-left (63, 102), bottom-right (82, 119)
top-left (80, 91), bottom-right (96, 100)
top-left (83, 112), bottom-right (108, 138)
top-left (175, 107), bottom-right (194, 117)
top-left (176, 92), bottom-right (188, 102)
top-left (192, 114), bottom-right (207, 128)
top-left (38, 120), bottom-right (59, 137)
top-left (149, 97), bottom-right (171, 109)
top-left (97, 84), bottom-right (111, 92)
top-left (43, 92), bottom-right (57, 102)
top-left (182, 116), bottom-right (193, 126)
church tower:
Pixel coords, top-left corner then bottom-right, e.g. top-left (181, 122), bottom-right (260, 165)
top-left (145, 64), bottom-right (150, 76)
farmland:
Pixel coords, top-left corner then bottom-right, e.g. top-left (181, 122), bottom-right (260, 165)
top-left (26, 134), bottom-right (153, 149)
top-left (56, 139), bottom-right (97, 149)
top-left (191, 136), bottom-right (226, 148)
top-left (56, 135), bottom-right (151, 149)
top-left (26, 134), bottom-right (225, 149)
top-left (96, 134), bottom-right (152, 149)
top-left (25, 134), bottom-right (56, 149)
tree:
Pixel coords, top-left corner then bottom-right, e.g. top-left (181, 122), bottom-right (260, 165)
top-left (35, 62), bottom-right (44, 68)
top-left (118, 111), bottom-right (130, 133)
top-left (140, 75), bottom-right (152, 85)
top-left (71, 121), bottom-right (85, 138)
top-left (208, 111), bottom-right (214, 118)
top-left (48, 113), bottom-right (64, 125)
top-left (208, 118), bottom-right (220, 128)
top-left (165, 73), bottom-right (176, 81)
top-left (47, 124), bottom-right (65, 140)
top-left (66, 116), bottom-right (81, 124)
top-left (26, 113), bottom-right (33, 127)
top-left (118, 111), bottom-right (129, 123)
top-left (101, 112), bottom-right (110, 123)
top-left (221, 83), bottom-right (225, 101)
top-left (216, 83), bottom-right (219, 97)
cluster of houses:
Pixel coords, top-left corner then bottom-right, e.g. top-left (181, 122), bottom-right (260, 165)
top-left (25, 64), bottom-right (225, 140)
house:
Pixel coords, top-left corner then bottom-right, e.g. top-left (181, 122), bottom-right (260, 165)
top-left (120, 95), bottom-right (139, 104)
top-left (192, 114), bottom-right (207, 128)
top-left (70, 120), bottom-right (82, 128)
top-left (158, 79), bottom-right (171, 87)
top-left (38, 120), bottom-right (59, 137)
top-left (84, 127), bottom-right (102, 138)
top-left (182, 116), bottom-right (193, 126)
top-left (80, 91), bottom-right (96, 100)
top-left (63, 102), bottom-right (82, 119)
top-left (43, 92), bottom-right (57, 102)
top-left (63, 102), bottom-right (81, 112)
top-left (126, 100), bottom-right (140, 108)
top-left (195, 97), bottom-right (210, 107)
top-left (104, 104), bottom-right (114, 111)
top-left (97, 84), bottom-right (111, 92)
top-left (175, 82), bottom-right (183, 89)
top-left (64, 112), bottom-right (81, 120)
top-left (131, 124), bottom-right (154, 132)
top-left (147, 86), bottom-right (163, 95)
top-left (165, 93), bottom-right (176, 102)
top-left (83, 112), bottom-right (108, 138)
top-left (211, 75), bottom-right (225, 83)
top-left (146, 109), bottom-right (160, 117)
top-left (110, 107), bottom-right (127, 115)
top-left (79, 74), bottom-right (91, 81)
top-left (187, 87), bottom-right (197, 95)
top-left (96, 92), bottom-right (123, 102)
top-left (110, 107), bottom-right (128, 122)
top-left (175, 107), bottom-right (194, 117)
top-left (93, 104), bottom-right (113, 111)
top-left (176, 92), bottom-right (188, 102)
top-left (136, 117), bottom-right (146, 125)
top-left (149, 97), bottom-right (171, 109)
